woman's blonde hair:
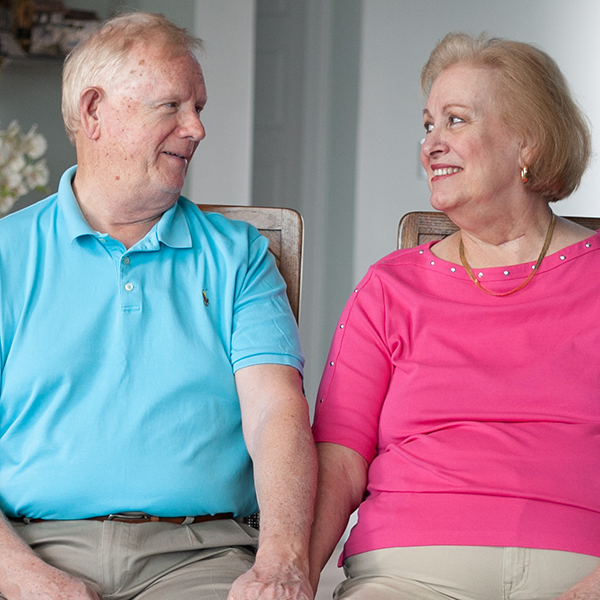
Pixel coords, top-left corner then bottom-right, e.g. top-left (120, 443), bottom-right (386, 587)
top-left (421, 32), bottom-right (591, 201)
top-left (62, 12), bottom-right (203, 144)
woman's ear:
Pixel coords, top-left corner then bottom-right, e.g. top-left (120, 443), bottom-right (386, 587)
top-left (519, 138), bottom-right (536, 169)
top-left (79, 87), bottom-right (104, 141)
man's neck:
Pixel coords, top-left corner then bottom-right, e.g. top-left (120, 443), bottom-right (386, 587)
top-left (72, 168), bottom-right (177, 249)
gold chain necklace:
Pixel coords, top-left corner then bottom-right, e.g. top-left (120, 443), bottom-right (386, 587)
top-left (458, 212), bottom-right (556, 297)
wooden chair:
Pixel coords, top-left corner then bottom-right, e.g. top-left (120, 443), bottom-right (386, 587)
top-left (199, 205), bottom-right (303, 323)
top-left (398, 211), bottom-right (600, 249)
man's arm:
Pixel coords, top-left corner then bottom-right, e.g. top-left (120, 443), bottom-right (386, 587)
top-left (0, 513), bottom-right (99, 600)
top-left (227, 363), bottom-right (317, 600)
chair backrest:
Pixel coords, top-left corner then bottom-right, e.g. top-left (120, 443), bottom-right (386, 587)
top-left (398, 211), bottom-right (600, 249)
top-left (198, 204), bottom-right (303, 322)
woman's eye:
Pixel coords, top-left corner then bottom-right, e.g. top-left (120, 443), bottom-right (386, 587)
top-left (424, 121), bottom-right (434, 133)
top-left (450, 116), bottom-right (465, 125)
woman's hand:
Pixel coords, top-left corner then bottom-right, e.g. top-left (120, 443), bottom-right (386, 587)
top-left (554, 566), bottom-right (600, 600)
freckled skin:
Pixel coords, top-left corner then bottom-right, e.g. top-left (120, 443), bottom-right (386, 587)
top-left (93, 41), bottom-right (206, 209)
top-left (72, 39), bottom-right (207, 247)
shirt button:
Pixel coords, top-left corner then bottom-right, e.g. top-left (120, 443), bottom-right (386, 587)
top-left (123, 257), bottom-right (131, 265)
top-left (124, 283), bottom-right (134, 291)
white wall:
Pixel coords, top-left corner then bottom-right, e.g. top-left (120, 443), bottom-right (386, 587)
top-left (190, 0), bottom-right (256, 206)
top-left (354, 0), bottom-right (600, 282)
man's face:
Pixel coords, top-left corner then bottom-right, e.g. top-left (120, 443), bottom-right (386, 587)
top-left (99, 41), bottom-right (207, 209)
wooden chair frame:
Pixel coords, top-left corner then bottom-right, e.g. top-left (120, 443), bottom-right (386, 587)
top-left (398, 211), bottom-right (600, 249)
top-left (199, 204), bottom-right (303, 323)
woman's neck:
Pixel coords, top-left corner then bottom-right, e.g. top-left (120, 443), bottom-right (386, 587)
top-left (429, 188), bottom-right (599, 269)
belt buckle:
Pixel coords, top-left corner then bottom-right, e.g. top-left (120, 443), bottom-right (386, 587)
top-left (107, 511), bottom-right (152, 522)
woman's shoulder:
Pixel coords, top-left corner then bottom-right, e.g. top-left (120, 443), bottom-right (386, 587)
top-left (374, 243), bottom-right (438, 268)
top-left (549, 216), bottom-right (598, 254)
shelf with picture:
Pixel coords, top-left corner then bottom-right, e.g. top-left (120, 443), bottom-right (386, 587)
top-left (0, 0), bottom-right (98, 64)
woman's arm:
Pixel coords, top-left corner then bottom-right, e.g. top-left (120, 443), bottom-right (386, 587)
top-left (308, 442), bottom-right (369, 593)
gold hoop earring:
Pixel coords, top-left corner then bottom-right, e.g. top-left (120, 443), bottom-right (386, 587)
top-left (521, 166), bottom-right (529, 184)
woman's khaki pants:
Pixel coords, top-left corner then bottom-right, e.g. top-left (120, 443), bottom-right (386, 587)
top-left (334, 546), bottom-right (600, 600)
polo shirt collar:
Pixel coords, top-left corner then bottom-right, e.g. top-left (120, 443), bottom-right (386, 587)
top-left (58, 165), bottom-right (192, 249)
top-left (58, 166), bottom-right (95, 243)
top-left (155, 199), bottom-right (192, 249)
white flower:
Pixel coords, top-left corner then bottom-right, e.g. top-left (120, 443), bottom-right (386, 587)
top-left (23, 126), bottom-right (48, 160)
top-left (0, 121), bottom-right (49, 217)
top-left (6, 120), bottom-right (20, 137)
top-left (0, 140), bottom-right (10, 167)
top-left (23, 160), bottom-right (49, 189)
top-left (6, 170), bottom-right (23, 189)
top-left (0, 196), bottom-right (16, 215)
top-left (5, 155), bottom-right (26, 175)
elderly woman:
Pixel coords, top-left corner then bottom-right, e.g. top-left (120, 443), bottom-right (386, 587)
top-left (310, 33), bottom-right (600, 600)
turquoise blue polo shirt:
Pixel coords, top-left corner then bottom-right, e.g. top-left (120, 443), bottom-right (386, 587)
top-left (0, 166), bottom-right (304, 519)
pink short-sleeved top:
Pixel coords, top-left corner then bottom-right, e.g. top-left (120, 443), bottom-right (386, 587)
top-left (313, 233), bottom-right (600, 561)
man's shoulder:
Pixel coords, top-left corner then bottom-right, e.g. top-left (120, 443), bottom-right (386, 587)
top-left (0, 194), bottom-right (59, 242)
top-left (179, 199), bottom-right (264, 248)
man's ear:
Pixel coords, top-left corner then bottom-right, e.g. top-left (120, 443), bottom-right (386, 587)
top-left (79, 87), bottom-right (104, 141)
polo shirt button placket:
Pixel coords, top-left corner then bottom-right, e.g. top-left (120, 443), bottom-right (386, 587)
top-left (120, 254), bottom-right (141, 311)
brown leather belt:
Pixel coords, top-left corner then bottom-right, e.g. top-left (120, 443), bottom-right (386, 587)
top-left (18, 512), bottom-right (234, 525)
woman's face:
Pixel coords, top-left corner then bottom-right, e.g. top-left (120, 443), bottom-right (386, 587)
top-left (420, 64), bottom-right (525, 218)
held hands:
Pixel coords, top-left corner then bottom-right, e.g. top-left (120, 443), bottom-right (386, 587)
top-left (227, 562), bottom-right (313, 600)
top-left (554, 574), bottom-right (600, 600)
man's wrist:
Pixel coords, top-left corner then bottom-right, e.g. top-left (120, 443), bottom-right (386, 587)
top-left (254, 543), bottom-right (310, 577)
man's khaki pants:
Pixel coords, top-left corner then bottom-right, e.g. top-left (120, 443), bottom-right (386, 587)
top-left (4, 518), bottom-right (258, 600)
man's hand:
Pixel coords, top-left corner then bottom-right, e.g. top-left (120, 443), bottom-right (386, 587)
top-left (0, 559), bottom-right (100, 600)
top-left (0, 515), bottom-right (99, 600)
top-left (227, 562), bottom-right (313, 600)
top-left (233, 364), bottom-right (317, 600)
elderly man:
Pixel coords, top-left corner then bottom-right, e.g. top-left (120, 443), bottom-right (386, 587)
top-left (0, 12), bottom-right (316, 600)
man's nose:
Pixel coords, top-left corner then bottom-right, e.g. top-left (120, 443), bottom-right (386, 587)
top-left (180, 110), bottom-right (206, 142)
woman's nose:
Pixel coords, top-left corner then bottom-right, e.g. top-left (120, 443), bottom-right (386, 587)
top-left (421, 128), bottom-right (447, 157)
